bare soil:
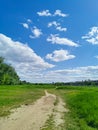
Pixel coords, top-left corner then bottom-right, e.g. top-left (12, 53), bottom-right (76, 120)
top-left (0, 91), bottom-right (68, 130)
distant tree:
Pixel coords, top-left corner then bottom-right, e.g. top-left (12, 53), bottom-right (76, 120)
top-left (0, 57), bottom-right (20, 85)
top-left (0, 57), bottom-right (4, 64)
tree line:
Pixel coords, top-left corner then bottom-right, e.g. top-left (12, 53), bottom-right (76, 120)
top-left (53, 80), bottom-right (98, 86)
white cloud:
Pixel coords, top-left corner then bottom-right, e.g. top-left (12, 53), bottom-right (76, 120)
top-left (47, 34), bottom-right (79, 47)
top-left (51, 66), bottom-right (98, 75)
top-left (82, 26), bottom-right (98, 44)
top-left (30, 26), bottom-right (42, 38)
top-left (46, 49), bottom-right (75, 62)
top-left (42, 66), bottom-right (98, 83)
top-left (37, 10), bottom-right (51, 16)
top-left (0, 33), bottom-right (54, 82)
top-left (37, 9), bottom-right (68, 17)
top-left (27, 19), bottom-right (32, 23)
top-left (48, 21), bottom-right (67, 32)
top-left (95, 55), bottom-right (98, 59)
top-left (54, 10), bottom-right (68, 17)
top-left (56, 26), bottom-right (67, 32)
top-left (16, 65), bottom-right (98, 83)
top-left (21, 23), bottom-right (29, 29)
top-left (48, 21), bottom-right (60, 27)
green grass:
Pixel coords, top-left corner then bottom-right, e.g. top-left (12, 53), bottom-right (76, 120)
top-left (0, 85), bottom-right (44, 116)
top-left (41, 115), bottom-right (55, 130)
top-left (0, 85), bottom-right (98, 130)
top-left (54, 86), bottom-right (98, 130)
top-left (66, 91), bottom-right (98, 130)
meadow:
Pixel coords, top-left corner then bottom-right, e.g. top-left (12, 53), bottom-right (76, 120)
top-left (0, 84), bottom-right (98, 130)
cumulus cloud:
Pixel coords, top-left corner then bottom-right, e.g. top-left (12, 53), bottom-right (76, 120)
top-left (37, 9), bottom-right (68, 17)
top-left (27, 19), bottom-right (32, 23)
top-left (0, 33), bottom-right (54, 81)
top-left (37, 10), bottom-right (52, 16)
top-left (48, 21), bottom-right (67, 32)
top-left (48, 21), bottom-right (60, 27)
top-left (82, 26), bottom-right (98, 44)
top-left (54, 10), bottom-right (68, 17)
top-left (51, 66), bottom-right (98, 75)
top-left (47, 34), bottom-right (79, 47)
top-left (21, 23), bottom-right (29, 29)
top-left (18, 65), bottom-right (98, 83)
top-left (46, 49), bottom-right (75, 62)
top-left (42, 66), bottom-right (98, 83)
top-left (56, 26), bottom-right (67, 32)
top-left (30, 26), bottom-right (42, 38)
top-left (95, 56), bottom-right (98, 59)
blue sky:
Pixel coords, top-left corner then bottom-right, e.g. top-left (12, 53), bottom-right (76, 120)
top-left (0, 0), bottom-right (98, 82)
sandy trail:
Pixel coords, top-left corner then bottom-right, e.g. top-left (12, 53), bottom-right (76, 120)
top-left (0, 91), bottom-right (67, 130)
top-left (53, 97), bottom-right (68, 129)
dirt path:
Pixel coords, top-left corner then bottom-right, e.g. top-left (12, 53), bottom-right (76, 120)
top-left (0, 91), bottom-right (67, 130)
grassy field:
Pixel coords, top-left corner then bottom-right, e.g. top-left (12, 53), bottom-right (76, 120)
top-left (53, 86), bottom-right (98, 130)
top-left (0, 85), bottom-right (98, 130)
top-left (0, 85), bottom-right (45, 116)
